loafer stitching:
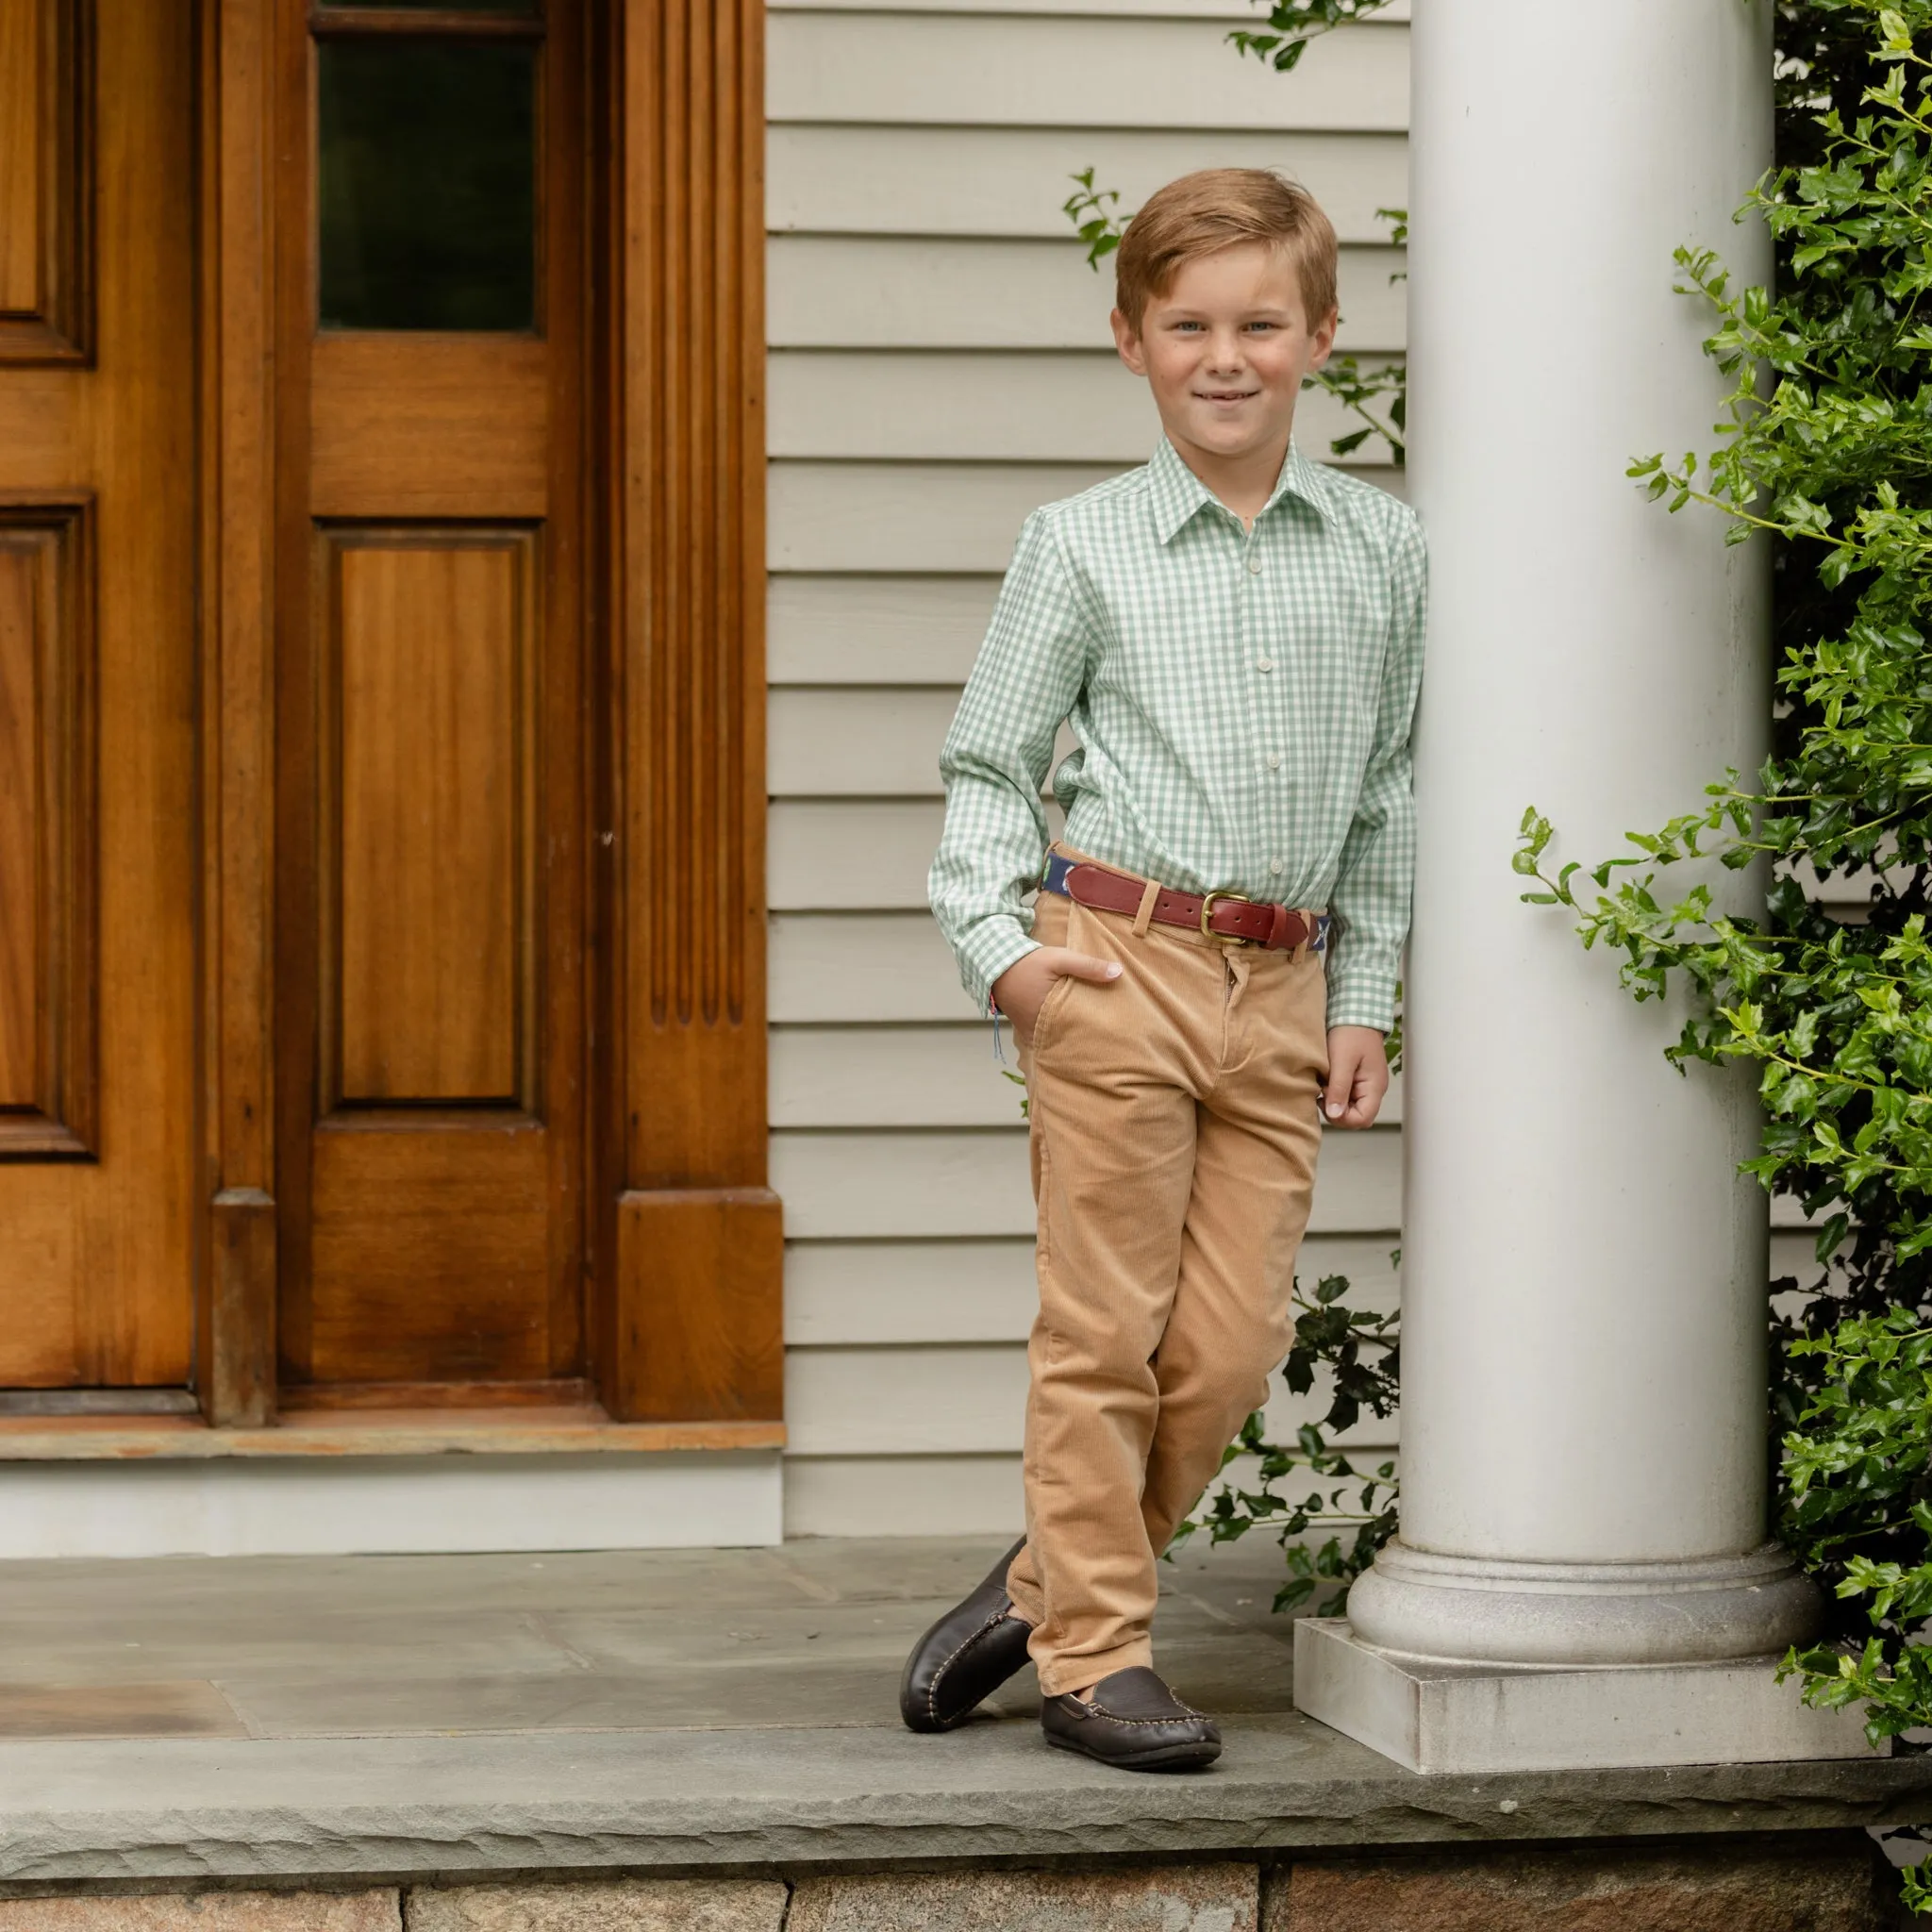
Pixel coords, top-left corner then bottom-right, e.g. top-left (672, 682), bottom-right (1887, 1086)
top-left (927, 1604), bottom-right (1024, 1726)
top-left (1055, 1699), bottom-right (1209, 1727)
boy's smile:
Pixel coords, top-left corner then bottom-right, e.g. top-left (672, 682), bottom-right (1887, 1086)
top-left (1111, 242), bottom-right (1338, 524)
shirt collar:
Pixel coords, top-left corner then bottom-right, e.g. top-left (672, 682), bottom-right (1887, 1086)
top-left (1145, 434), bottom-right (1334, 544)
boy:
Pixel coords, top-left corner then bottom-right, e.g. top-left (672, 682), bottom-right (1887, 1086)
top-left (902, 170), bottom-right (1426, 1771)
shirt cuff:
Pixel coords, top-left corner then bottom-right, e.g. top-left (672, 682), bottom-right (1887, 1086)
top-left (959, 922), bottom-right (1042, 1014)
top-left (1324, 965), bottom-right (1397, 1035)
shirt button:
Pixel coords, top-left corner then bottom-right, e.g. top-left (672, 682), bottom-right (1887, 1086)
top-left (1269, 859), bottom-right (1284, 876)
top-left (1257, 657), bottom-right (1274, 673)
top-left (1246, 555), bottom-right (1262, 575)
top-left (1267, 754), bottom-right (1281, 771)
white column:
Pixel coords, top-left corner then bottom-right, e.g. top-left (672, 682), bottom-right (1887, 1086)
top-left (1293, 0), bottom-right (1871, 1774)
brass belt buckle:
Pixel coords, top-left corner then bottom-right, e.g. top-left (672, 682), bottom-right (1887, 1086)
top-left (1199, 890), bottom-right (1252, 944)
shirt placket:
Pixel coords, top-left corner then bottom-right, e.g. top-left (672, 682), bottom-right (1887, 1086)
top-left (1241, 514), bottom-right (1286, 898)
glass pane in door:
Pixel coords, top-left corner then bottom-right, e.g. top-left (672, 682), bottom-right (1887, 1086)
top-left (318, 40), bottom-right (537, 331)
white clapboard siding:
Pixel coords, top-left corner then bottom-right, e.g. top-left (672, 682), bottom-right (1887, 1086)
top-left (789, 1330), bottom-right (1399, 1458)
top-left (771, 688), bottom-right (1085, 801)
top-left (769, 350), bottom-right (1397, 464)
top-left (786, 1344), bottom-right (1029, 1457)
top-left (774, 1126), bottom-right (1401, 1241)
top-left (772, 0), bottom-right (1410, 17)
top-left (770, 687), bottom-right (959, 798)
top-left (1772, 1231), bottom-right (1824, 1277)
top-left (786, 1232), bottom-right (1400, 1347)
top-left (771, 460), bottom-right (1405, 573)
top-left (1260, 1394), bottom-right (1397, 1456)
top-left (788, 1240), bottom-right (1041, 1346)
top-left (769, 1), bottom-right (1413, 1528)
top-left (772, 912), bottom-right (975, 1022)
top-left (770, 126), bottom-right (1408, 244)
top-left (769, 13), bottom-right (1407, 132)
top-left (784, 1455), bottom-right (1024, 1540)
top-left (769, 237), bottom-right (1407, 351)
top-left (771, 461), bottom-right (1116, 574)
top-left (774, 1024), bottom-right (1019, 1128)
top-left (794, 1442), bottom-right (1393, 1541)
top-left (769, 576), bottom-right (1000, 687)
top-left (776, 1131), bottom-right (1037, 1240)
top-left (773, 1024), bottom-right (1407, 1128)
top-left (773, 798), bottom-right (1070, 907)
top-left (770, 800), bottom-right (949, 910)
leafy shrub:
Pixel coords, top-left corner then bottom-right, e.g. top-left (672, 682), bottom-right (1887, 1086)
top-left (1179, 1274), bottom-right (1399, 1610)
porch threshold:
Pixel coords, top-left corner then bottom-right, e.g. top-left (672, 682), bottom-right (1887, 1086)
top-left (0, 1537), bottom-right (1921, 1890)
top-left (0, 1409), bottom-right (784, 1460)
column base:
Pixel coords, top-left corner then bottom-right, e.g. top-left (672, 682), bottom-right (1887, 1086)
top-left (1293, 1617), bottom-right (1877, 1774)
top-left (1347, 1539), bottom-right (1822, 1665)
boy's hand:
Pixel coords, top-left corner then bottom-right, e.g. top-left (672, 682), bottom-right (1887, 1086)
top-left (1323, 1025), bottom-right (1390, 1128)
top-left (992, 947), bottom-right (1121, 1045)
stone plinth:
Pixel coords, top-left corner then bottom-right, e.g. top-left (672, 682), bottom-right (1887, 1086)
top-left (1294, 1618), bottom-right (1876, 1775)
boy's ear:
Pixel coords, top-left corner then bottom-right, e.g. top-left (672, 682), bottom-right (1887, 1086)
top-left (1307, 305), bottom-right (1341, 372)
top-left (1110, 308), bottom-right (1148, 376)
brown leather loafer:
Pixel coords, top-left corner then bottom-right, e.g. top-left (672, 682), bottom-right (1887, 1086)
top-left (899, 1536), bottom-right (1034, 1732)
top-left (1039, 1666), bottom-right (1222, 1771)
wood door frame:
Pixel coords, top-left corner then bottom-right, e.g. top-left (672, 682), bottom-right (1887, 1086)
top-left (199, 0), bottom-right (279, 1424)
top-left (196, 0), bottom-right (780, 1429)
top-left (595, 0), bottom-right (782, 1424)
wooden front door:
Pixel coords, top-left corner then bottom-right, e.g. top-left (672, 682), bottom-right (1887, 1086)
top-left (273, 0), bottom-right (590, 1407)
top-left (0, 0), bottom-right (781, 1435)
top-left (0, 0), bottom-right (198, 1396)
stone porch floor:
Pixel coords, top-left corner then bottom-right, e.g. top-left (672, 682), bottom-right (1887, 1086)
top-left (0, 1535), bottom-right (1922, 1889)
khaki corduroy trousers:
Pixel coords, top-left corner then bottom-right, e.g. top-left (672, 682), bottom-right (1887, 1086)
top-left (1004, 860), bottom-right (1328, 1695)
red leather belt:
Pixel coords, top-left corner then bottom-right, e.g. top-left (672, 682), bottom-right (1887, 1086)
top-left (1041, 853), bottom-right (1324, 953)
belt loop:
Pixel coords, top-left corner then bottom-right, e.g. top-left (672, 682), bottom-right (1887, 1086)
top-left (1131, 878), bottom-right (1159, 939)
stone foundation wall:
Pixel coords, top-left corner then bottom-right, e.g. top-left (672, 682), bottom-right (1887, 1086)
top-left (0, 1839), bottom-right (1897, 1932)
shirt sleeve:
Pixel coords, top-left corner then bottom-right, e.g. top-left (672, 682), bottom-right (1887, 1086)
top-left (1324, 507), bottom-right (1428, 1033)
top-left (928, 510), bottom-right (1093, 1011)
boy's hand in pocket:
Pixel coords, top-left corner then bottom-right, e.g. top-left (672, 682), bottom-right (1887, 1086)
top-left (992, 947), bottom-right (1121, 1047)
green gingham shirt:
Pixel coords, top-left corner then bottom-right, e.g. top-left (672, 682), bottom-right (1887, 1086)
top-left (929, 437), bottom-right (1427, 1032)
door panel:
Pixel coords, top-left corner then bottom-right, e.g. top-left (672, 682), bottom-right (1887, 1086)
top-left (0, 0), bottom-right (87, 361)
top-left (276, 0), bottom-right (584, 1400)
top-left (0, 0), bottom-right (196, 1388)
top-left (324, 528), bottom-right (536, 1109)
top-left (308, 1124), bottom-right (552, 1381)
top-left (310, 337), bottom-right (547, 516)
top-left (0, 505), bottom-right (93, 1156)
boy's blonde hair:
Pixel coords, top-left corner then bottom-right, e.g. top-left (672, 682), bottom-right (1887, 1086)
top-left (1114, 169), bottom-right (1338, 334)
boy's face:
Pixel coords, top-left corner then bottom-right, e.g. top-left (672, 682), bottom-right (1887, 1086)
top-left (1111, 242), bottom-right (1337, 470)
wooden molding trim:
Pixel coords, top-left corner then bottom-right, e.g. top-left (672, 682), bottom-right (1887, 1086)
top-left (603, 0), bottom-right (779, 1422)
top-left (609, 1188), bottom-right (783, 1424)
top-left (617, 0), bottom-right (767, 1188)
top-left (207, 1187), bottom-right (276, 1424)
top-left (197, 0), bottom-right (278, 1425)
top-left (0, 1410), bottom-right (784, 1459)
